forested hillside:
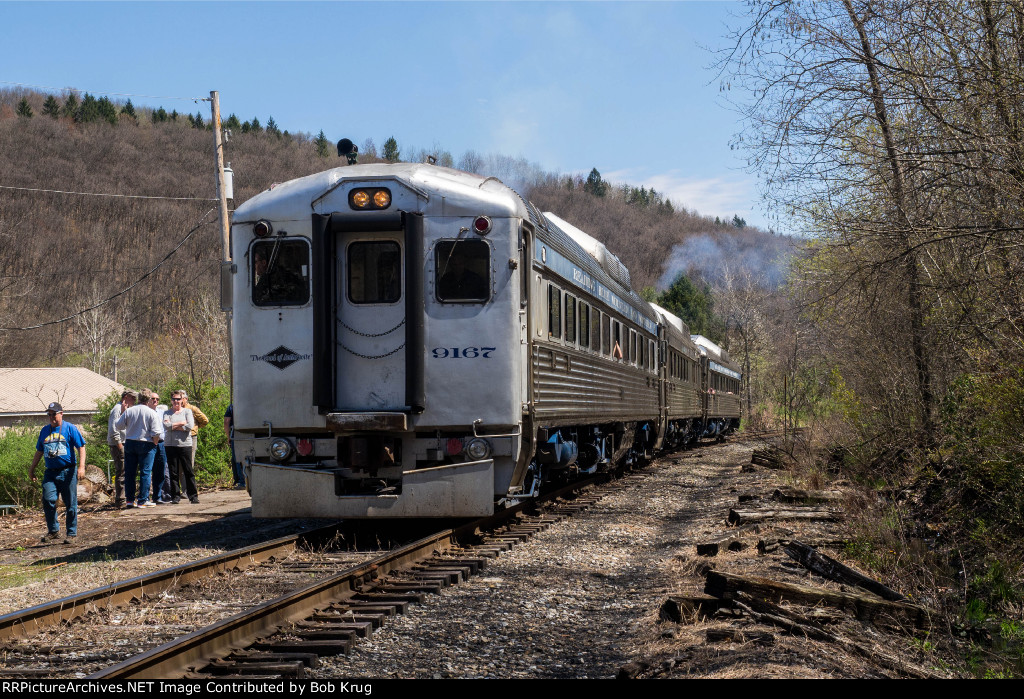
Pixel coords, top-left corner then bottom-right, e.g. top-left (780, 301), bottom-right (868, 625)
top-left (0, 88), bottom-right (790, 392)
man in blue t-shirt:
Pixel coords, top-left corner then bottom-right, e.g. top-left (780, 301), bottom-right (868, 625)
top-left (29, 402), bottom-right (87, 544)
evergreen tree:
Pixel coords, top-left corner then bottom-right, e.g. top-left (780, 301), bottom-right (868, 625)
top-left (16, 98), bottom-right (33, 118)
top-left (241, 121), bottom-right (251, 134)
top-left (170, 109), bottom-right (178, 122)
top-left (120, 99), bottom-right (137, 120)
top-left (583, 168), bottom-right (608, 197)
top-left (731, 215), bottom-right (746, 229)
top-left (658, 273), bottom-right (719, 341)
top-left (383, 136), bottom-right (400, 162)
top-left (315, 130), bottom-right (331, 158)
top-left (153, 107), bottom-right (168, 123)
top-left (77, 93), bottom-right (100, 123)
top-left (193, 111), bottom-right (205, 128)
top-left (265, 116), bottom-right (280, 137)
top-left (97, 96), bottom-right (118, 125)
top-left (42, 95), bottom-right (60, 118)
top-left (61, 93), bottom-right (79, 119)
top-left (250, 117), bottom-right (261, 133)
top-left (224, 114), bottom-right (241, 131)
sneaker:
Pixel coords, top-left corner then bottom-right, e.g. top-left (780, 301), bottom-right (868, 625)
top-left (157, 499), bottom-right (173, 505)
top-left (41, 531), bottom-right (61, 543)
top-left (141, 501), bottom-right (157, 508)
top-left (189, 498), bottom-right (200, 504)
top-left (115, 500), bottom-right (126, 508)
top-left (125, 502), bottom-right (136, 508)
top-left (63, 535), bottom-right (77, 544)
top-left (171, 498), bottom-right (181, 504)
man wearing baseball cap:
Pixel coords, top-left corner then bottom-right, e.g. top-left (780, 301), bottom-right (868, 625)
top-left (29, 402), bottom-right (87, 544)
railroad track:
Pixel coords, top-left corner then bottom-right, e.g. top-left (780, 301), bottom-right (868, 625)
top-left (1, 434), bottom-right (776, 679)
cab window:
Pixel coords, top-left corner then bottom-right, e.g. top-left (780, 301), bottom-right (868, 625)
top-left (348, 241), bottom-right (401, 304)
top-left (252, 239), bottom-right (310, 307)
top-left (436, 239), bottom-right (490, 302)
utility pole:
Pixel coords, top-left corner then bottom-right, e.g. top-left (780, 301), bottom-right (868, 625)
top-left (211, 91), bottom-right (230, 263)
top-left (210, 90), bottom-right (234, 398)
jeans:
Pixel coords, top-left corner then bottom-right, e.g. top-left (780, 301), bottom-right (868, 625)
top-left (152, 442), bottom-right (168, 501)
top-left (230, 439), bottom-right (245, 486)
top-left (42, 466), bottom-right (77, 536)
top-left (124, 439), bottom-right (156, 505)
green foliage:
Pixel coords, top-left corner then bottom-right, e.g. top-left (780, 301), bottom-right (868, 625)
top-left (265, 116), bottom-right (281, 137)
top-left (224, 114), bottom-right (241, 131)
top-left (61, 93), bottom-right (78, 118)
top-left (732, 215), bottom-right (747, 229)
top-left (192, 111), bottom-right (205, 129)
top-left (936, 368), bottom-right (1024, 588)
top-left (657, 273), bottom-right (721, 341)
top-left (96, 96), bottom-right (118, 125)
top-left (42, 95), bottom-right (60, 118)
top-left (314, 130), bottom-right (331, 158)
top-left (152, 106), bottom-right (168, 123)
top-left (584, 167), bottom-right (608, 197)
top-left (120, 99), bottom-right (137, 120)
top-left (16, 97), bottom-right (32, 118)
top-left (249, 116), bottom-right (261, 132)
top-left (383, 136), bottom-right (400, 162)
top-left (0, 427), bottom-right (40, 506)
top-left (77, 93), bottom-right (100, 123)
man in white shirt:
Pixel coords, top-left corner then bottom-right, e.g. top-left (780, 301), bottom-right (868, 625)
top-left (114, 389), bottom-right (161, 507)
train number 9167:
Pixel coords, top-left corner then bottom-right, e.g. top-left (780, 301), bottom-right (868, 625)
top-left (431, 347), bottom-right (497, 359)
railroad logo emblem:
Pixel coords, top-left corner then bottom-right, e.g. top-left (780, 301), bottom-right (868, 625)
top-left (251, 345), bottom-right (311, 370)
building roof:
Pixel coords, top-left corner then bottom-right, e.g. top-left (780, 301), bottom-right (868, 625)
top-left (0, 368), bottom-right (125, 417)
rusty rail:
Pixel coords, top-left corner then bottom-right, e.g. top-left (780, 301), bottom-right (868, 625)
top-left (0, 524), bottom-right (341, 641)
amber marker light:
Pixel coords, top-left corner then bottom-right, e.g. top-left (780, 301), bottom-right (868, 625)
top-left (373, 189), bottom-right (391, 208)
top-left (351, 190), bottom-right (371, 208)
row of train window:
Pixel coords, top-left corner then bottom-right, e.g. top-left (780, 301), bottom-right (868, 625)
top-left (250, 238), bottom-right (492, 307)
top-left (546, 284), bottom-right (656, 372)
top-left (667, 349), bottom-right (697, 384)
top-left (710, 373), bottom-right (740, 394)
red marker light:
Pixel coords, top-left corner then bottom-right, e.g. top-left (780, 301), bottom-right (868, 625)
top-left (296, 439), bottom-right (313, 457)
top-left (446, 438), bottom-right (463, 456)
top-left (473, 216), bottom-right (492, 235)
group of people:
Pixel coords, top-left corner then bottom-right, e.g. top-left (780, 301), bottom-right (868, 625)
top-left (107, 388), bottom-right (208, 508)
top-left (30, 391), bottom-right (244, 545)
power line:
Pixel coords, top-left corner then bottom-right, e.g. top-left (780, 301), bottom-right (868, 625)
top-left (0, 184), bottom-right (218, 201)
top-left (0, 208), bottom-right (218, 332)
top-left (0, 81), bottom-right (209, 103)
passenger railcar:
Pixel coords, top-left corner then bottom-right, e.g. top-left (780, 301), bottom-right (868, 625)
top-left (227, 163), bottom-right (740, 518)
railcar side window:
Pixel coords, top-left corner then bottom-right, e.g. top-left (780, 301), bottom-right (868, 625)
top-left (565, 295), bottom-right (576, 344)
top-left (579, 304), bottom-right (590, 349)
top-left (435, 239), bottom-right (490, 302)
top-left (591, 309), bottom-right (601, 352)
top-left (348, 241), bottom-right (401, 304)
top-left (603, 315), bottom-right (611, 356)
top-left (252, 239), bottom-right (310, 307)
top-left (548, 285), bottom-right (561, 339)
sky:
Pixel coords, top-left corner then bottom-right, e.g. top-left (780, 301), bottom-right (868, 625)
top-left (2, 1), bottom-right (769, 229)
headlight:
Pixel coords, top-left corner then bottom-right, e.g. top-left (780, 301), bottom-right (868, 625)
top-left (349, 188), bottom-right (391, 210)
top-left (373, 189), bottom-right (391, 208)
top-left (269, 437), bottom-right (293, 462)
top-left (465, 437), bottom-right (491, 461)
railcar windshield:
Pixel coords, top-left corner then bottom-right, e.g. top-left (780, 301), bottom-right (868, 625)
top-left (251, 239), bottom-right (310, 306)
top-left (348, 241), bottom-right (401, 304)
top-left (435, 239), bottom-right (490, 303)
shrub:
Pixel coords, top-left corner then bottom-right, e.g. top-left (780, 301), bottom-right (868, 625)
top-left (0, 426), bottom-right (42, 506)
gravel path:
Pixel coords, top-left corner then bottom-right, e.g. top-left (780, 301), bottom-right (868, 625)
top-left (320, 441), bottom-right (765, 679)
